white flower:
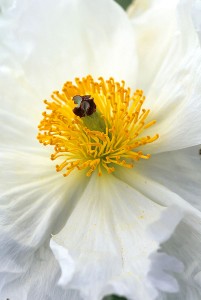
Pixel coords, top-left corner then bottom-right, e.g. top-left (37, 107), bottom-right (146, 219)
top-left (0, 0), bottom-right (201, 300)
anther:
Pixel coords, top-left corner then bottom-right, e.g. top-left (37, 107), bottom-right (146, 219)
top-left (73, 95), bottom-right (96, 118)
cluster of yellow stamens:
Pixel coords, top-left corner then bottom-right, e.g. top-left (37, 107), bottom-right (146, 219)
top-left (37, 75), bottom-right (159, 177)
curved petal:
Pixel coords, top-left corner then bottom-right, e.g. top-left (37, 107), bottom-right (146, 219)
top-left (128, 0), bottom-right (178, 91)
top-left (129, 0), bottom-right (201, 153)
top-left (50, 239), bottom-right (75, 286)
top-left (0, 0), bottom-right (137, 98)
top-left (115, 166), bottom-right (201, 217)
top-left (51, 173), bottom-right (183, 300)
top-left (135, 145), bottom-right (201, 212)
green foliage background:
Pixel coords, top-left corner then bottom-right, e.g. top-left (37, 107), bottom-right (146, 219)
top-left (103, 295), bottom-right (128, 300)
top-left (115, 0), bottom-right (132, 9)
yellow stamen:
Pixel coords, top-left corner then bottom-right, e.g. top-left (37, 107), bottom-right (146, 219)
top-left (37, 76), bottom-right (159, 177)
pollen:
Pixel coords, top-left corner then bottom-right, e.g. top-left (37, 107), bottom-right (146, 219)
top-left (37, 76), bottom-right (159, 177)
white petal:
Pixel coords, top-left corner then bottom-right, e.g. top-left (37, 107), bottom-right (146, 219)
top-left (115, 167), bottom-right (201, 299)
top-left (0, 111), bottom-right (89, 298)
top-left (0, 110), bottom-right (40, 150)
top-left (0, 243), bottom-right (82, 300)
top-left (139, 0), bottom-right (201, 153)
top-left (0, 145), bottom-right (88, 240)
top-left (135, 145), bottom-right (201, 212)
top-left (51, 173), bottom-right (184, 300)
top-left (0, 165), bottom-right (87, 299)
top-left (128, 0), bottom-right (179, 91)
top-left (0, 0), bottom-right (137, 97)
top-left (0, 70), bottom-right (43, 121)
top-left (115, 167), bottom-right (201, 216)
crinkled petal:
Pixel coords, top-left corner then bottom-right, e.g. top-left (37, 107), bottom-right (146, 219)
top-left (0, 0), bottom-right (137, 98)
top-left (115, 167), bottom-right (201, 299)
top-left (148, 253), bottom-right (184, 294)
top-left (51, 173), bottom-right (184, 300)
top-left (50, 240), bottom-right (75, 286)
top-left (158, 215), bottom-right (201, 300)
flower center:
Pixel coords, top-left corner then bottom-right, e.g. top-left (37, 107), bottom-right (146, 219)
top-left (37, 76), bottom-right (159, 177)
